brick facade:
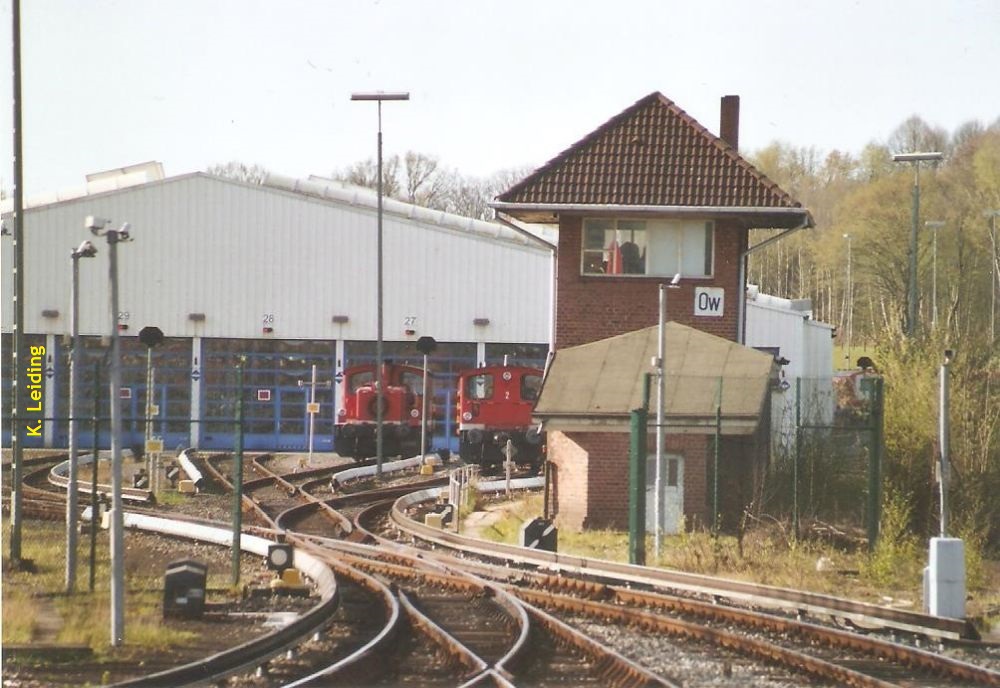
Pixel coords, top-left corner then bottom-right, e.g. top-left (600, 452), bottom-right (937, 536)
top-left (554, 216), bottom-right (746, 349)
top-left (546, 216), bottom-right (769, 533)
top-left (500, 94), bottom-right (804, 534)
top-left (549, 430), bottom-right (716, 530)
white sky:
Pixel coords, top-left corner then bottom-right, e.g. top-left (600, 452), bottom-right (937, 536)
top-left (2, 0), bottom-right (999, 196)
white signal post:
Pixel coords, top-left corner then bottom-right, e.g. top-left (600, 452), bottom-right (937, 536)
top-left (298, 364), bottom-right (331, 467)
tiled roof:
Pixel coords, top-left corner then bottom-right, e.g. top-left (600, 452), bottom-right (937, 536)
top-left (497, 92), bottom-right (802, 210)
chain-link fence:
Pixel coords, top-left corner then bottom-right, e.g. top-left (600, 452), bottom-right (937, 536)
top-left (761, 372), bottom-right (884, 546)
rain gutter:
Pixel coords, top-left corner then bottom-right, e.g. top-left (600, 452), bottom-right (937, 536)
top-left (737, 216), bottom-right (813, 344)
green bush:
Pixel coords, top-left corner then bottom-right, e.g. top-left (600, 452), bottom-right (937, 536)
top-left (863, 488), bottom-right (922, 588)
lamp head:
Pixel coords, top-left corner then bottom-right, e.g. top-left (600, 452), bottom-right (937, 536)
top-left (85, 215), bottom-right (110, 235)
top-left (944, 349), bottom-right (956, 366)
top-left (351, 91), bottom-right (410, 101)
top-left (892, 152), bottom-right (943, 163)
top-left (72, 240), bottom-right (98, 258)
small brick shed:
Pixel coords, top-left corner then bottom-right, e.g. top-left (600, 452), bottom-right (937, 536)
top-left (534, 323), bottom-right (776, 530)
top-left (491, 92), bottom-right (812, 531)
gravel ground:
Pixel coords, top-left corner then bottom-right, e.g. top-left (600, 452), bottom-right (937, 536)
top-left (566, 616), bottom-right (837, 688)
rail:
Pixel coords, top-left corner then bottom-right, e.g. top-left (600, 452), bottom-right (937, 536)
top-left (389, 488), bottom-right (976, 641)
top-left (106, 514), bottom-right (338, 688)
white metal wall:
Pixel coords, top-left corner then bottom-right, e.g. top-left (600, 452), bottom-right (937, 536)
top-left (745, 294), bottom-right (835, 455)
top-left (1, 174), bottom-right (552, 345)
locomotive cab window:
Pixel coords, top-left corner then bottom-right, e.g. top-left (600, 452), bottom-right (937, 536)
top-left (466, 373), bottom-right (494, 400)
top-left (348, 370), bottom-right (374, 392)
top-left (400, 370), bottom-right (423, 393)
top-left (582, 218), bottom-right (714, 278)
top-left (521, 374), bottom-right (542, 401)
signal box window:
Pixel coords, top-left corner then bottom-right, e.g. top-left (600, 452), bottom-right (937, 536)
top-left (521, 374), bottom-right (542, 401)
top-left (582, 218), bottom-right (713, 278)
top-left (349, 370), bottom-right (374, 392)
top-left (466, 373), bottom-right (494, 400)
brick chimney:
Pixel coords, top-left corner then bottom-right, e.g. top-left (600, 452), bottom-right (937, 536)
top-left (720, 95), bottom-right (740, 151)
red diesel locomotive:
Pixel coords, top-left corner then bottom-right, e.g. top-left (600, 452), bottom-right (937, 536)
top-left (456, 363), bottom-right (544, 468)
top-left (333, 362), bottom-right (428, 460)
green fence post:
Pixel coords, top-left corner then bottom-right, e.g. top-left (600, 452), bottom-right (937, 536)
top-left (793, 376), bottom-right (801, 540)
top-left (713, 376), bottom-right (722, 535)
top-left (231, 358), bottom-right (245, 586)
top-left (629, 373), bottom-right (651, 566)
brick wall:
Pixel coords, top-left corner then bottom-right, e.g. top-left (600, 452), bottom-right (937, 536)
top-left (548, 213), bottom-right (756, 533)
top-left (548, 430), bottom-right (711, 530)
top-left (555, 216), bottom-right (746, 349)
top-left (547, 430), bottom-right (590, 530)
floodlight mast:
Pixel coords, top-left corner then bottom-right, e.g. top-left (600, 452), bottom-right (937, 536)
top-left (350, 92), bottom-right (410, 101)
top-left (892, 151), bottom-right (943, 337)
top-left (892, 152), bottom-right (945, 163)
top-left (350, 91), bottom-right (409, 478)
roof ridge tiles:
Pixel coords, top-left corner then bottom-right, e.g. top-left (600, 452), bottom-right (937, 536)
top-left (497, 90), bottom-right (804, 212)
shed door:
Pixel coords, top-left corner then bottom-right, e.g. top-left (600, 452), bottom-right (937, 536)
top-left (646, 454), bottom-right (684, 535)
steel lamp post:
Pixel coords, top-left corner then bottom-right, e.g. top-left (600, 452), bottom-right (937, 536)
top-left (350, 91), bottom-right (409, 477)
top-left (843, 233), bottom-right (853, 363)
top-left (67, 239), bottom-right (97, 593)
top-left (925, 221), bottom-right (945, 330)
top-left (987, 210), bottom-right (1000, 344)
top-left (86, 215), bottom-right (131, 647)
top-left (892, 151), bottom-right (943, 337)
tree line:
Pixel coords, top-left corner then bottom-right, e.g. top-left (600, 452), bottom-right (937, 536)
top-left (207, 154), bottom-right (531, 222)
top-left (210, 112), bottom-right (1000, 547)
top-left (744, 114), bottom-right (1000, 549)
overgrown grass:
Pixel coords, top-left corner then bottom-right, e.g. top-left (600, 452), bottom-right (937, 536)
top-left (2, 518), bottom-right (197, 654)
top-left (468, 495), bottom-right (999, 617)
top-left (154, 490), bottom-right (187, 506)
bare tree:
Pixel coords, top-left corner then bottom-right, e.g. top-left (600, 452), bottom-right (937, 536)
top-left (207, 161), bottom-right (269, 184)
top-left (888, 115), bottom-right (949, 155)
top-left (338, 156), bottom-right (402, 198)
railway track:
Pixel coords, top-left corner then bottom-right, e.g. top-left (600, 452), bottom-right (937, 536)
top-left (13, 450), bottom-right (1000, 687)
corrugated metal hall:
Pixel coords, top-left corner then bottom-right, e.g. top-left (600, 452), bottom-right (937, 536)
top-left (1, 164), bottom-right (554, 452)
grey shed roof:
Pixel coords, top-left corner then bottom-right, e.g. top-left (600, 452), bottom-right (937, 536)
top-left (534, 323), bottom-right (776, 434)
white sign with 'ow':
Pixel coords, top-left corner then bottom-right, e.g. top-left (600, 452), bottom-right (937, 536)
top-left (694, 287), bottom-right (725, 317)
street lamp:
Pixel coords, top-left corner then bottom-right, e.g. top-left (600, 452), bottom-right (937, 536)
top-left (843, 233), bottom-right (853, 363)
top-left (85, 215), bottom-right (131, 647)
top-left (893, 151), bottom-right (943, 337)
top-left (925, 221), bottom-right (945, 330)
top-left (351, 91), bottom-right (409, 478)
top-left (67, 239), bottom-right (97, 593)
top-left (654, 274), bottom-right (680, 560)
top-left (986, 210), bottom-right (1000, 344)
